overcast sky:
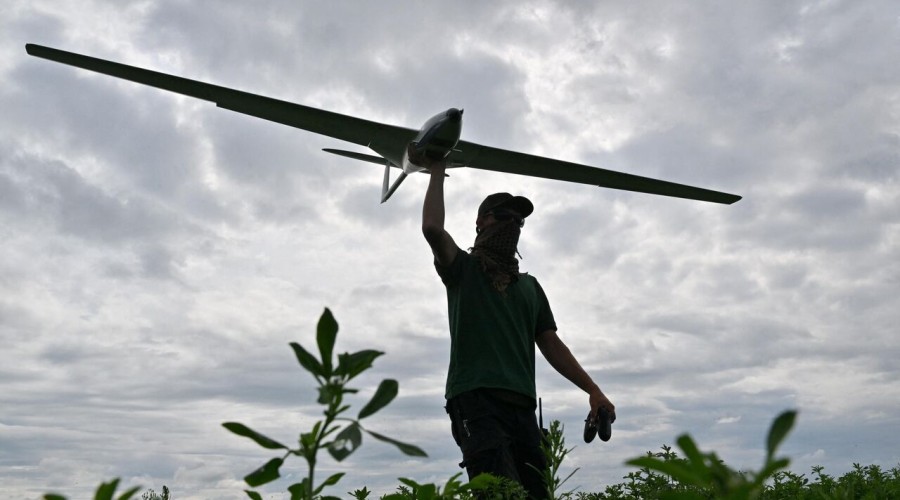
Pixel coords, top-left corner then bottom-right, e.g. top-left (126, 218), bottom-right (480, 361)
top-left (2, 1), bottom-right (899, 498)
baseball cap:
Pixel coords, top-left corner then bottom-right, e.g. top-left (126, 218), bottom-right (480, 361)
top-left (478, 193), bottom-right (534, 218)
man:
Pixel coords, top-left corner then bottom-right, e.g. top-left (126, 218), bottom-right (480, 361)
top-left (421, 161), bottom-right (615, 499)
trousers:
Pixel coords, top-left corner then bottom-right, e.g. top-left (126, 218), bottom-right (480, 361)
top-left (446, 388), bottom-right (548, 499)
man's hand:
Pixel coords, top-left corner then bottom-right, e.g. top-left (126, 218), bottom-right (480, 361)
top-left (590, 388), bottom-right (615, 422)
top-left (421, 155), bottom-right (447, 174)
top-left (537, 330), bottom-right (615, 422)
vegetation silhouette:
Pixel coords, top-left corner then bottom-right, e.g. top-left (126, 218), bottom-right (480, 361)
top-left (223, 308), bottom-right (427, 499)
top-left (41, 309), bottom-right (900, 499)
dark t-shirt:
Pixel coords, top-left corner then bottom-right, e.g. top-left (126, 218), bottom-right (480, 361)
top-left (436, 250), bottom-right (556, 401)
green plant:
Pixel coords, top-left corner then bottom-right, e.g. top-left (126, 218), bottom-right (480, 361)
top-left (38, 402), bottom-right (900, 499)
top-left (42, 478), bottom-right (141, 500)
top-left (349, 486), bottom-right (373, 499)
top-left (383, 472), bottom-right (527, 500)
top-left (383, 473), bottom-right (472, 499)
top-left (141, 486), bottom-right (170, 500)
top-left (537, 419), bottom-right (580, 500)
top-left (601, 444), bottom-right (706, 499)
top-left (768, 470), bottom-right (809, 499)
top-left (626, 410), bottom-right (798, 500)
top-left (222, 308), bottom-right (427, 499)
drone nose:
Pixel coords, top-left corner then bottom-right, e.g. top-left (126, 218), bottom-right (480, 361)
top-left (447, 108), bottom-right (463, 121)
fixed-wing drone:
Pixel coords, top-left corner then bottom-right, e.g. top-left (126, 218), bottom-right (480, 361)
top-left (25, 44), bottom-right (740, 205)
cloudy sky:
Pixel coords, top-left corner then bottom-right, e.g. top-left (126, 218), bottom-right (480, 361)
top-left (2, 1), bottom-right (899, 498)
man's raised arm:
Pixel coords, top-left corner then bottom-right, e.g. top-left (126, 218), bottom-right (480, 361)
top-left (422, 162), bottom-right (459, 267)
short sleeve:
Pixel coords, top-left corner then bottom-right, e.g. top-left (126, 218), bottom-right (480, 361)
top-left (533, 278), bottom-right (557, 334)
top-left (435, 250), bottom-right (466, 287)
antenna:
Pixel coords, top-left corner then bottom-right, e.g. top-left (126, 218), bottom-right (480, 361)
top-left (539, 397), bottom-right (549, 438)
top-left (539, 398), bottom-right (543, 429)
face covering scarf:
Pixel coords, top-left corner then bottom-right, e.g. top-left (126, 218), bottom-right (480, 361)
top-left (470, 220), bottom-right (522, 294)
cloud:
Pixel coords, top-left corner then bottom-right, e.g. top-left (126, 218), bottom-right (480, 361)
top-left (2, 1), bottom-right (899, 498)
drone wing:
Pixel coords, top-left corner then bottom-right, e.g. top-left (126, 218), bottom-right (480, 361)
top-left (449, 140), bottom-right (741, 205)
top-left (26, 44), bottom-right (741, 205)
top-left (24, 44), bottom-right (416, 161)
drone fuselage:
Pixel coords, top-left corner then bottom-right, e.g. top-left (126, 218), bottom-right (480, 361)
top-left (402, 108), bottom-right (463, 174)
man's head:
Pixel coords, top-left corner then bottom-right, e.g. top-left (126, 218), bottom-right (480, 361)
top-left (476, 193), bottom-right (533, 233)
top-left (472, 193), bottom-right (531, 292)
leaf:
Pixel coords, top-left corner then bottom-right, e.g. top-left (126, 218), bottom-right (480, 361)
top-left (290, 342), bottom-right (325, 378)
top-left (349, 486), bottom-right (371, 500)
top-left (676, 434), bottom-right (708, 469)
top-left (287, 480), bottom-right (309, 500)
top-left (327, 422), bottom-right (363, 461)
top-left (94, 478), bottom-right (119, 500)
top-left (398, 478), bottom-right (423, 489)
top-left (440, 473), bottom-right (466, 495)
top-left (317, 384), bottom-right (337, 405)
top-left (244, 457), bottom-right (283, 487)
top-left (321, 422), bottom-right (341, 440)
top-left (757, 457), bottom-right (792, 484)
top-left (415, 483), bottom-right (437, 499)
top-left (358, 379), bottom-right (399, 419)
top-left (317, 308), bottom-right (338, 375)
top-left (766, 410), bottom-right (797, 461)
top-left (244, 491), bottom-right (263, 500)
top-left (365, 429), bottom-right (428, 457)
top-left (464, 473), bottom-right (501, 492)
top-left (43, 495), bottom-right (67, 500)
top-left (626, 457), bottom-right (707, 487)
top-left (313, 472), bottom-right (346, 495)
top-left (222, 422), bottom-right (288, 450)
top-left (336, 350), bottom-right (383, 380)
top-left (299, 422), bottom-right (323, 454)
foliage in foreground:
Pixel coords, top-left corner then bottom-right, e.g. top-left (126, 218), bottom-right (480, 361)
top-left (223, 308), bottom-right (428, 499)
top-left (575, 452), bottom-right (900, 500)
top-left (41, 309), bottom-right (900, 499)
top-left (42, 459), bottom-right (900, 500)
top-left (43, 409), bottom-right (900, 500)
top-left (621, 410), bottom-right (798, 499)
